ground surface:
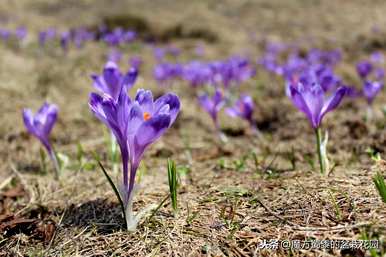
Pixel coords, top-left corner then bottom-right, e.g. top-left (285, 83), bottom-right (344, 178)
top-left (0, 0), bottom-right (385, 256)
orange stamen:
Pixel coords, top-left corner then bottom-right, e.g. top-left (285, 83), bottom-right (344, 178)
top-left (143, 112), bottom-right (151, 121)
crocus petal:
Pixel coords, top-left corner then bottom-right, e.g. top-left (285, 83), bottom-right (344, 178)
top-left (135, 89), bottom-right (154, 113)
top-left (103, 62), bottom-right (121, 99)
top-left (91, 74), bottom-right (108, 94)
top-left (301, 85), bottom-right (324, 127)
top-left (23, 109), bottom-right (36, 136)
top-left (89, 93), bottom-right (108, 122)
top-left (289, 85), bottom-right (315, 127)
top-left (154, 93), bottom-right (180, 124)
top-left (320, 86), bottom-right (347, 121)
top-left (133, 114), bottom-right (171, 162)
top-left (127, 102), bottom-right (143, 135)
top-left (121, 68), bottom-right (138, 90)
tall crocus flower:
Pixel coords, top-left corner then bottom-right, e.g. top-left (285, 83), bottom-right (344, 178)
top-left (198, 89), bottom-right (225, 138)
top-left (287, 82), bottom-right (346, 174)
top-left (89, 88), bottom-right (180, 230)
top-left (91, 61), bottom-right (138, 101)
top-left (23, 103), bottom-right (60, 178)
top-left (226, 94), bottom-right (255, 128)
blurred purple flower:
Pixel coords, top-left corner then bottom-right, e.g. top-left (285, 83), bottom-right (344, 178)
top-left (23, 102), bottom-right (58, 153)
top-left (153, 62), bottom-right (182, 86)
top-left (0, 29), bottom-right (10, 41)
top-left (226, 94), bottom-right (255, 126)
top-left (91, 61), bottom-right (138, 100)
top-left (23, 102), bottom-right (60, 177)
top-left (371, 51), bottom-right (384, 63)
top-left (15, 26), bottom-right (27, 41)
top-left (122, 30), bottom-right (136, 43)
top-left (363, 81), bottom-right (383, 104)
top-left (356, 61), bottom-right (373, 79)
top-left (198, 89), bottom-right (225, 130)
top-left (60, 31), bottom-right (71, 51)
top-left (182, 61), bottom-right (212, 87)
top-left (39, 28), bottom-right (56, 47)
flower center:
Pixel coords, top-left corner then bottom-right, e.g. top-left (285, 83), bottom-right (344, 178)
top-left (143, 112), bottom-right (151, 121)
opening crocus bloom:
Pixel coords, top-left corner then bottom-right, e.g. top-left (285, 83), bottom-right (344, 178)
top-left (91, 61), bottom-right (138, 101)
top-left (287, 82), bottom-right (347, 128)
top-left (23, 103), bottom-right (58, 153)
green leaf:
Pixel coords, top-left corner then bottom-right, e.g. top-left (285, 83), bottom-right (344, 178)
top-left (76, 142), bottom-right (84, 164)
top-left (167, 159), bottom-right (178, 214)
top-left (95, 155), bottom-right (127, 228)
top-left (373, 172), bottom-right (386, 203)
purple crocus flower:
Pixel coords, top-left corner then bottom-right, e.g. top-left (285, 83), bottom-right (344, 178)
top-left (15, 26), bottom-right (27, 41)
top-left (0, 29), bottom-right (10, 42)
top-left (23, 102), bottom-right (60, 177)
top-left (60, 31), bottom-right (71, 52)
top-left (356, 61), bottom-right (373, 79)
top-left (153, 62), bottom-right (182, 86)
top-left (38, 28), bottom-right (56, 47)
top-left (182, 61), bottom-right (212, 87)
top-left (89, 88), bottom-right (180, 230)
top-left (371, 51), bottom-right (384, 64)
top-left (287, 81), bottom-right (346, 174)
top-left (123, 30), bottom-right (136, 43)
top-left (226, 94), bottom-right (255, 127)
top-left (287, 82), bottom-right (346, 128)
top-left (198, 89), bottom-right (225, 131)
top-left (91, 61), bottom-right (138, 101)
top-left (363, 81), bottom-right (383, 105)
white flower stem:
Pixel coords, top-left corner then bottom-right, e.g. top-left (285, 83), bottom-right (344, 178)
top-left (48, 149), bottom-right (60, 179)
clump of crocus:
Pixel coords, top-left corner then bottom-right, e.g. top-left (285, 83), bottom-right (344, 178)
top-left (198, 88), bottom-right (226, 140)
top-left (89, 86), bottom-right (180, 230)
top-left (287, 81), bottom-right (346, 174)
top-left (226, 94), bottom-right (255, 130)
top-left (23, 103), bottom-right (60, 178)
